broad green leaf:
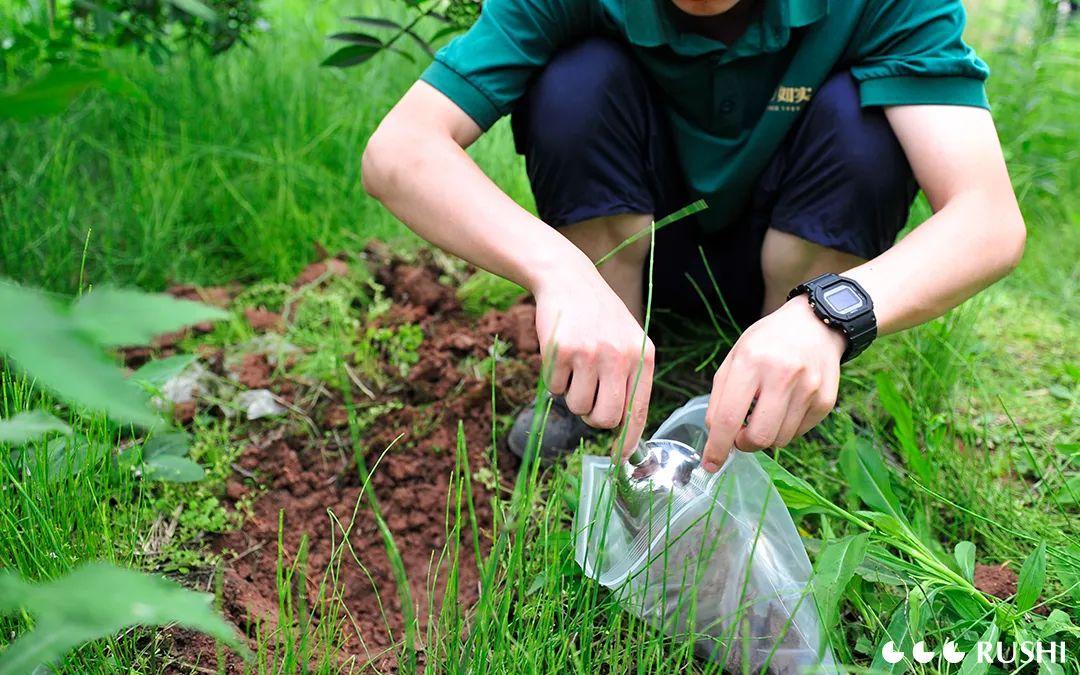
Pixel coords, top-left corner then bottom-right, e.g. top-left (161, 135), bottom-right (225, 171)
top-left (862, 546), bottom-right (929, 584)
top-left (1052, 474), bottom-right (1079, 506)
top-left (858, 513), bottom-right (913, 546)
top-left (11, 434), bottom-right (108, 482)
top-left (852, 545), bottom-right (908, 586)
top-left (839, 436), bottom-right (908, 525)
top-left (875, 373), bottom-right (913, 443)
top-left (0, 411), bottom-right (71, 445)
top-left (937, 588), bottom-right (985, 621)
top-left (1038, 663), bottom-right (1065, 675)
top-left (0, 67), bottom-right (141, 121)
top-left (954, 541), bottom-right (976, 582)
top-left (342, 18), bottom-right (438, 56)
top-left (1039, 609), bottom-right (1079, 638)
top-left (143, 454), bottom-right (205, 483)
top-left (329, 31), bottom-right (383, 46)
top-left (142, 431), bottom-right (192, 459)
top-left (0, 563), bottom-right (244, 673)
top-left (958, 621), bottom-right (999, 675)
top-left (345, 15), bottom-right (402, 30)
top-left (0, 68), bottom-right (107, 120)
top-left (71, 287), bottom-right (228, 347)
top-left (131, 354), bottom-right (197, 387)
top-left (875, 373), bottom-right (931, 482)
top-left (43, 435), bottom-right (104, 480)
top-left (0, 282), bottom-right (158, 427)
top-left (757, 454), bottom-right (836, 514)
top-left (812, 532), bottom-right (869, 628)
top-left (164, 0), bottom-right (217, 21)
top-left (1016, 540), bottom-right (1047, 613)
top-left (322, 44), bottom-right (381, 67)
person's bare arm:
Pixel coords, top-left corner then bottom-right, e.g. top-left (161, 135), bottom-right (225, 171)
top-left (363, 82), bottom-right (654, 451)
top-left (700, 105), bottom-right (1026, 470)
top-left (364, 82), bottom-right (574, 295)
top-left (845, 106), bottom-right (1026, 331)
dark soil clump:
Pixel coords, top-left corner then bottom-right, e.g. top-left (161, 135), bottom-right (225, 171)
top-left (166, 256), bottom-right (540, 672)
top-left (973, 563), bottom-right (1018, 600)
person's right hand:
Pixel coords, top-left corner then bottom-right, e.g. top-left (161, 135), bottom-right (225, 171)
top-left (532, 270), bottom-right (655, 457)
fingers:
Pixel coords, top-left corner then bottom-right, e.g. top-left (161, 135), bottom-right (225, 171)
top-left (617, 340), bottom-right (655, 458)
top-left (584, 355), bottom-right (627, 429)
top-left (734, 388), bottom-right (790, 452)
top-left (703, 361), bottom-right (758, 472)
top-left (774, 403), bottom-right (806, 449)
top-left (796, 370), bottom-right (839, 437)
top-left (563, 357), bottom-right (598, 417)
top-left (773, 380), bottom-right (816, 448)
top-left (547, 350), bottom-right (572, 396)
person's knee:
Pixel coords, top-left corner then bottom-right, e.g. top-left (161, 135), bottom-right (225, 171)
top-left (563, 213), bottom-right (652, 266)
top-left (518, 38), bottom-right (641, 149)
top-left (760, 230), bottom-right (864, 294)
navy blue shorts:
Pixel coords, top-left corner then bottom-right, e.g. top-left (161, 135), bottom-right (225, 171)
top-left (511, 38), bottom-right (918, 329)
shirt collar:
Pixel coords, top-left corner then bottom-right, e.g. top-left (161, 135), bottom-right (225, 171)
top-left (623, 0), bottom-right (828, 55)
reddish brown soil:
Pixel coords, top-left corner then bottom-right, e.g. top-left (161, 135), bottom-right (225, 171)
top-left (973, 563), bottom-right (1049, 615)
top-left (166, 256), bottom-right (540, 672)
top-left (293, 257), bottom-right (350, 287)
top-left (231, 353), bottom-right (273, 389)
top-left (973, 563), bottom-right (1018, 600)
top-left (244, 307), bottom-right (284, 332)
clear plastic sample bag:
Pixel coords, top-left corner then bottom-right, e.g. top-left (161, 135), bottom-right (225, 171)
top-left (575, 396), bottom-right (837, 674)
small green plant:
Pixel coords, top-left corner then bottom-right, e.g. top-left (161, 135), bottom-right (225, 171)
top-left (353, 323), bottom-right (425, 381)
top-left (0, 562), bottom-right (246, 672)
top-left (459, 339), bottom-right (510, 379)
top-left (321, 0), bottom-right (480, 69)
top-left (386, 323), bottom-right (424, 376)
top-left (0, 281), bottom-right (227, 427)
top-left (0, 280), bottom-right (242, 670)
top-left (458, 270), bottom-right (525, 315)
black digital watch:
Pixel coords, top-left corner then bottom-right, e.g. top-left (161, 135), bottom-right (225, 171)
top-left (788, 273), bottom-right (877, 363)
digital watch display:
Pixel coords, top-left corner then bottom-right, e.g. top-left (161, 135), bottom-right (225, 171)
top-left (788, 273), bottom-right (877, 363)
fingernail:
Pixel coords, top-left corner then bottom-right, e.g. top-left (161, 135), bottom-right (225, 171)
top-left (702, 461), bottom-right (719, 473)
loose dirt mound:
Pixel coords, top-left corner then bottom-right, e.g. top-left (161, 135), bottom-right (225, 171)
top-left (165, 256), bottom-right (539, 672)
top-left (972, 563), bottom-right (1049, 616)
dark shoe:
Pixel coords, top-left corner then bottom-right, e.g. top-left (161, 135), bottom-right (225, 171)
top-left (508, 395), bottom-right (598, 462)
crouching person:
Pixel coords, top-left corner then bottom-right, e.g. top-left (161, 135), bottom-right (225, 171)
top-left (362, 0), bottom-right (1026, 468)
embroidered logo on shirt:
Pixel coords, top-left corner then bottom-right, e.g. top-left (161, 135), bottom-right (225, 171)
top-left (768, 85), bottom-right (814, 112)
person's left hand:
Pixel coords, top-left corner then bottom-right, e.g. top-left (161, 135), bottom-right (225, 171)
top-left (700, 297), bottom-right (846, 471)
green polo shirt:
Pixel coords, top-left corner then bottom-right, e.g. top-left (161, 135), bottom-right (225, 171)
top-left (420, 0), bottom-right (990, 231)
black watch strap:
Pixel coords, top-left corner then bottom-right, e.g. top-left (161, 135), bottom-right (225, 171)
top-left (788, 273), bottom-right (877, 363)
top-left (840, 308), bottom-right (877, 363)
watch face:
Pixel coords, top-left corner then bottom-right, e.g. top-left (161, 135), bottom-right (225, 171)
top-left (822, 284), bottom-right (865, 316)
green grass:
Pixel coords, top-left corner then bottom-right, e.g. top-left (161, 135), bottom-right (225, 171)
top-left (0, 0), bottom-right (533, 292)
top-left (0, 377), bottom-right (248, 670)
top-left (1, 0), bottom-right (1078, 672)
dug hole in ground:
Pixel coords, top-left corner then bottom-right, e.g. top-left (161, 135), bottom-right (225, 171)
top-left (151, 246), bottom-right (541, 671)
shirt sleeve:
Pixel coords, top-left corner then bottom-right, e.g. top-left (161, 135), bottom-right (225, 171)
top-left (848, 0), bottom-right (990, 109)
top-left (420, 0), bottom-right (594, 130)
